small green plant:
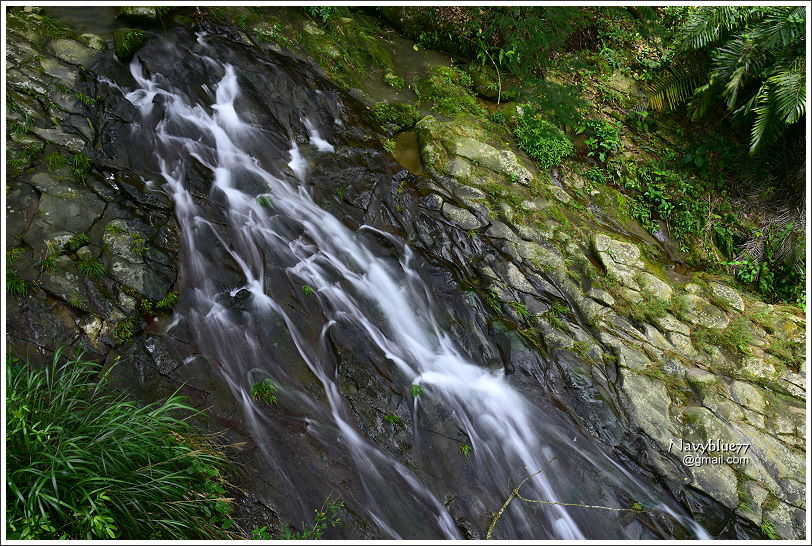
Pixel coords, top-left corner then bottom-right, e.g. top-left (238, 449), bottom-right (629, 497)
top-left (301, 284), bottom-right (315, 297)
top-left (302, 6), bottom-right (340, 23)
top-left (506, 301), bottom-right (531, 320)
top-left (38, 241), bottom-right (61, 272)
top-left (382, 138), bottom-right (395, 154)
top-left (409, 384), bottom-right (425, 397)
top-left (77, 256), bottom-right (105, 279)
top-left (44, 152), bottom-right (67, 172)
top-left (382, 414), bottom-right (402, 425)
top-left (70, 153), bottom-right (92, 182)
top-left (6, 269), bottom-right (31, 296)
top-left (114, 29), bottom-right (146, 58)
top-left (383, 72), bottom-right (405, 90)
top-left (251, 378), bottom-right (279, 405)
top-left (459, 443), bottom-right (472, 457)
top-left (543, 301), bottom-right (572, 332)
top-left (131, 233), bottom-right (149, 257)
top-left (694, 317), bottom-right (753, 355)
top-left (760, 520), bottom-right (779, 540)
top-left (253, 498), bottom-right (344, 540)
top-left (113, 319), bottom-right (134, 344)
top-left (256, 195), bottom-right (274, 208)
top-left (156, 291), bottom-right (179, 311)
top-left (6, 350), bottom-right (233, 539)
top-left (514, 112), bottom-right (574, 168)
top-left (105, 223), bottom-right (126, 236)
top-left (576, 119), bottom-right (622, 163)
top-left (628, 295), bottom-right (669, 324)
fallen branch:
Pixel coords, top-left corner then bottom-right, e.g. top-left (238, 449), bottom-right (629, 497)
top-left (485, 455), bottom-right (646, 539)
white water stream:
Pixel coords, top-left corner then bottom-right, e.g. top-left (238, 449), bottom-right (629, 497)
top-left (118, 36), bottom-right (708, 539)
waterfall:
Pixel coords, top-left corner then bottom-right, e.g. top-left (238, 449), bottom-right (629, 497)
top-left (114, 32), bottom-right (708, 540)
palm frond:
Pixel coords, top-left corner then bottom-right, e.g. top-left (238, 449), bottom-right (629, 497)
top-left (647, 62), bottom-right (706, 111)
top-left (683, 6), bottom-right (758, 50)
top-left (769, 63), bottom-right (806, 124)
top-left (756, 6), bottom-right (805, 49)
top-left (749, 85), bottom-right (785, 153)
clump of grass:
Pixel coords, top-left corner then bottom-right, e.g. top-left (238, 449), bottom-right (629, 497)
top-left (459, 443), bottom-right (472, 457)
top-left (6, 349), bottom-right (234, 539)
top-left (506, 301), bottom-right (531, 320)
top-left (694, 317), bottom-right (753, 355)
top-left (301, 284), bottom-right (315, 297)
top-left (67, 233), bottom-right (91, 251)
top-left (70, 153), bottom-right (92, 182)
top-left (629, 295), bottom-right (669, 324)
top-left (6, 269), bottom-right (31, 296)
top-left (382, 414), bottom-right (402, 425)
top-left (670, 292), bottom-right (692, 321)
top-left (766, 339), bottom-right (802, 365)
top-left (748, 307), bottom-right (778, 334)
top-left (251, 378), bottom-right (279, 405)
top-left (543, 301), bottom-right (571, 333)
top-left (409, 384), bottom-right (425, 398)
top-left (77, 256), bottom-right (105, 279)
top-left (43, 152), bottom-right (67, 172)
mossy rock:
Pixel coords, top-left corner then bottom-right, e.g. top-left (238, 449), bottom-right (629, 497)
top-left (372, 102), bottom-right (420, 130)
top-left (413, 66), bottom-right (485, 118)
top-left (112, 28), bottom-right (147, 60)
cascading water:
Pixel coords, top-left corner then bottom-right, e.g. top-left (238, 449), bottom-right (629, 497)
top-left (110, 30), bottom-right (709, 539)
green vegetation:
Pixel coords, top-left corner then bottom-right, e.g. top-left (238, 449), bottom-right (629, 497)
top-left (543, 301), bottom-right (572, 333)
top-left (760, 520), bottom-right (780, 540)
top-left (156, 291), bottom-right (179, 311)
top-left (382, 138), bottom-right (395, 154)
top-left (252, 498), bottom-right (344, 539)
top-left (76, 255), bottom-right (106, 279)
top-left (372, 102), bottom-right (420, 130)
top-left (576, 119), bottom-right (622, 163)
top-left (409, 384), bottom-right (425, 398)
top-left (113, 319), bottom-right (134, 344)
top-left (113, 28), bottom-right (147, 59)
top-left (459, 443), bottom-right (473, 457)
top-left (256, 194), bottom-right (274, 208)
top-left (67, 233), bottom-right (90, 251)
top-left (6, 350), bottom-right (234, 539)
top-left (413, 66), bottom-right (484, 117)
top-left (514, 110), bottom-right (574, 168)
top-left (693, 316), bottom-right (753, 355)
top-left (301, 284), bottom-right (315, 297)
top-left (70, 153), bottom-right (92, 182)
top-left (649, 7), bottom-right (805, 155)
top-left (251, 378), bottom-right (280, 405)
top-left (383, 414), bottom-right (403, 425)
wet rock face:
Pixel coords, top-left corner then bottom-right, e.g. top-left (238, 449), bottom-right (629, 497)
top-left (5, 7), bottom-right (806, 541)
top-left (409, 115), bottom-right (806, 539)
